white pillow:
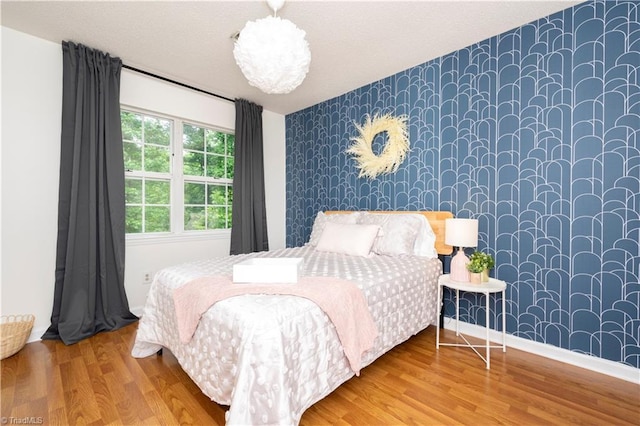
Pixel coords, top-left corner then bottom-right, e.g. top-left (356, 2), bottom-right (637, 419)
top-left (315, 223), bottom-right (380, 257)
top-left (358, 212), bottom-right (438, 258)
top-left (307, 211), bottom-right (361, 246)
top-left (413, 214), bottom-right (438, 258)
top-left (359, 213), bottom-right (421, 256)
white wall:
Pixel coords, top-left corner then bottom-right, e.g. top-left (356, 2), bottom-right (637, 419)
top-left (1, 27), bottom-right (62, 338)
top-left (0, 27), bottom-right (286, 340)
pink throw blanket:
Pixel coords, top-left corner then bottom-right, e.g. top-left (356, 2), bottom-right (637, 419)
top-left (172, 275), bottom-right (378, 375)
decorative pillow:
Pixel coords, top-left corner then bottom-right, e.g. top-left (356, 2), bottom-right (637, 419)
top-left (359, 213), bottom-right (421, 256)
top-left (307, 211), bottom-right (361, 246)
top-left (314, 223), bottom-right (380, 257)
top-left (413, 214), bottom-right (438, 258)
top-left (358, 212), bottom-right (438, 258)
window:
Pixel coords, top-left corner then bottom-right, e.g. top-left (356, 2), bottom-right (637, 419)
top-left (122, 109), bottom-right (234, 236)
top-left (182, 123), bottom-right (234, 231)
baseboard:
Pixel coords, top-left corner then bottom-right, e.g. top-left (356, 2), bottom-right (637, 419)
top-left (443, 319), bottom-right (640, 384)
top-left (131, 305), bottom-right (144, 318)
top-left (27, 326), bottom-right (47, 344)
top-left (26, 305), bottom-right (145, 344)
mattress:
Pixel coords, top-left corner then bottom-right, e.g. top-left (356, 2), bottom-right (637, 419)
top-left (131, 245), bottom-right (442, 425)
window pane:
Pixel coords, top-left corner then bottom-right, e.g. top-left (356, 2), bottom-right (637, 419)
top-left (206, 154), bottom-right (225, 178)
top-left (123, 141), bottom-right (142, 171)
top-left (122, 111), bottom-right (142, 143)
top-left (183, 124), bottom-right (204, 151)
top-left (145, 146), bottom-right (170, 173)
top-left (226, 156), bottom-right (234, 179)
top-left (207, 206), bottom-right (227, 229)
top-left (226, 134), bottom-right (235, 153)
top-left (183, 151), bottom-right (204, 176)
top-left (144, 116), bottom-right (171, 146)
top-left (125, 178), bottom-right (142, 204)
top-left (145, 206), bottom-right (170, 232)
top-left (126, 206), bottom-right (143, 233)
top-left (208, 184), bottom-right (227, 205)
top-left (206, 131), bottom-right (225, 154)
top-left (184, 206), bottom-right (206, 230)
top-left (227, 186), bottom-right (233, 204)
top-left (184, 182), bottom-right (205, 205)
top-left (145, 180), bottom-right (170, 204)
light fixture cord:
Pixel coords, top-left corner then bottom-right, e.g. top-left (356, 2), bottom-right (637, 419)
top-left (267, 0), bottom-right (284, 17)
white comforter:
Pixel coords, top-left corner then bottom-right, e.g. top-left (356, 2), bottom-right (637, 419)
top-left (131, 246), bottom-right (442, 425)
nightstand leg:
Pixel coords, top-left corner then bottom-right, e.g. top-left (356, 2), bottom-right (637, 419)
top-left (436, 284), bottom-right (441, 349)
top-left (486, 291), bottom-right (490, 369)
top-left (502, 289), bottom-right (506, 352)
top-left (455, 289), bottom-right (460, 336)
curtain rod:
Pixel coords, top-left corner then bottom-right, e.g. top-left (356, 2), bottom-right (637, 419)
top-left (122, 64), bottom-right (234, 103)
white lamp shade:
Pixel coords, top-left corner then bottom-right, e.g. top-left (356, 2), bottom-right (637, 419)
top-left (445, 218), bottom-right (478, 248)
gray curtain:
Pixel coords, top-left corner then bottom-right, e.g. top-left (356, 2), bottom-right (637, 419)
top-left (42, 41), bottom-right (137, 345)
top-left (230, 99), bottom-right (269, 254)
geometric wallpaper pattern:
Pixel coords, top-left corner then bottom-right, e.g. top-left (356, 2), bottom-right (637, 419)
top-left (285, 0), bottom-right (640, 369)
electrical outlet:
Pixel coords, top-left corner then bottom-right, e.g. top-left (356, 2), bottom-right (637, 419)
top-left (143, 271), bottom-right (153, 284)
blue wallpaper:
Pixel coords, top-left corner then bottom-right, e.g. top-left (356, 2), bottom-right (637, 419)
top-left (285, 0), bottom-right (640, 369)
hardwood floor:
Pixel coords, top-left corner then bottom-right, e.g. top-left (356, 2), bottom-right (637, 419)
top-left (2, 322), bottom-right (638, 425)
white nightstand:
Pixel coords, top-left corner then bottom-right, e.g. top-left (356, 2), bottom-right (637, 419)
top-left (436, 274), bottom-right (507, 369)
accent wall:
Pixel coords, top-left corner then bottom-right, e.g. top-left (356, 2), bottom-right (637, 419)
top-left (285, 0), bottom-right (640, 369)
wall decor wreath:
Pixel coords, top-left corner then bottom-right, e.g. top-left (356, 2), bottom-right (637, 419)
top-left (346, 113), bottom-right (409, 179)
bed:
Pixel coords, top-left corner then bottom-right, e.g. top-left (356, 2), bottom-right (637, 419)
top-left (131, 210), bottom-right (453, 425)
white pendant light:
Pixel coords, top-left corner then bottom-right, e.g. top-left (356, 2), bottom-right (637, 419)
top-left (233, 0), bottom-right (311, 94)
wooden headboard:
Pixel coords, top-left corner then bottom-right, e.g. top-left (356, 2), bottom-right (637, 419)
top-left (325, 211), bottom-right (453, 255)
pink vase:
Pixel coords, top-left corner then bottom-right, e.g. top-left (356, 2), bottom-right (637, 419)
top-left (450, 249), bottom-right (470, 282)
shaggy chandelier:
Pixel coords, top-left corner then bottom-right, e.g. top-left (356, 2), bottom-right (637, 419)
top-left (233, 0), bottom-right (311, 94)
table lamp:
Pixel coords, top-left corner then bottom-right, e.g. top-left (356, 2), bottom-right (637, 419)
top-left (445, 218), bottom-right (478, 282)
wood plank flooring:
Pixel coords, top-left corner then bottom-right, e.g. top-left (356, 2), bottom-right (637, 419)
top-left (2, 322), bottom-right (638, 425)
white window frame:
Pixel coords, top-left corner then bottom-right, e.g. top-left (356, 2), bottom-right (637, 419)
top-left (123, 105), bottom-right (234, 245)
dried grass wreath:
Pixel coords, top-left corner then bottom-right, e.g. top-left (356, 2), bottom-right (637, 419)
top-left (346, 113), bottom-right (409, 179)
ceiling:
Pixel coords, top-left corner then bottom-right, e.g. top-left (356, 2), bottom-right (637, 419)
top-left (1, 0), bottom-right (582, 115)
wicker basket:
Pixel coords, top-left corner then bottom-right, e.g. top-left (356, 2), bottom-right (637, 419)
top-left (0, 314), bottom-right (35, 360)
